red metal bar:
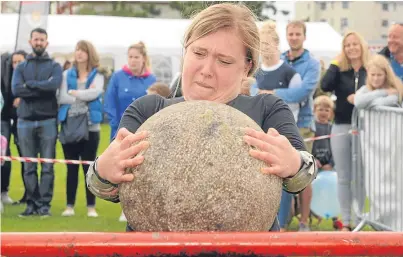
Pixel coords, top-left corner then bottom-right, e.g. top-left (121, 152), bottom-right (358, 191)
top-left (2, 232), bottom-right (403, 256)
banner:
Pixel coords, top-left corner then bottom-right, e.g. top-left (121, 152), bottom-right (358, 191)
top-left (14, 1), bottom-right (50, 52)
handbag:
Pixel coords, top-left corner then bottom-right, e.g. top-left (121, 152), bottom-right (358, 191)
top-left (59, 113), bottom-right (89, 145)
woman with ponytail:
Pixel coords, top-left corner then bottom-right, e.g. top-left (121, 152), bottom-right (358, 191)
top-left (104, 41), bottom-right (156, 221)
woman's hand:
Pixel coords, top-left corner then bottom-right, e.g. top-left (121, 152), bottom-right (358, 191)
top-left (347, 93), bottom-right (355, 104)
top-left (387, 88), bottom-right (398, 95)
top-left (96, 128), bottom-right (150, 184)
top-left (68, 89), bottom-right (78, 97)
top-left (243, 127), bottom-right (301, 178)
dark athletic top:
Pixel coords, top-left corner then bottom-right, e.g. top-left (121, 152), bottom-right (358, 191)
top-left (116, 93), bottom-right (307, 232)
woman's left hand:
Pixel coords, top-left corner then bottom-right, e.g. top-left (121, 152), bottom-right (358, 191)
top-left (243, 127), bottom-right (301, 178)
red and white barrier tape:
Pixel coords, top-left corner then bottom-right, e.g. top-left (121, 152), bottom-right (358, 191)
top-left (0, 156), bottom-right (93, 165)
top-left (0, 130), bottom-right (358, 165)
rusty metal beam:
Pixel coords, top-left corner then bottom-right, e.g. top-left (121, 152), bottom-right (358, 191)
top-left (2, 232), bottom-right (403, 256)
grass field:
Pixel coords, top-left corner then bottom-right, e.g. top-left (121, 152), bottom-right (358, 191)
top-left (1, 124), bottom-right (363, 232)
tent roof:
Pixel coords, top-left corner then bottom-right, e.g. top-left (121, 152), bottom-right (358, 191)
top-left (0, 14), bottom-right (342, 55)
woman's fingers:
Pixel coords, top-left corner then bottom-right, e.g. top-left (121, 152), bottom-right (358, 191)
top-left (115, 127), bottom-right (132, 141)
top-left (118, 155), bottom-right (145, 170)
top-left (249, 149), bottom-right (280, 167)
top-left (120, 141), bottom-right (150, 160)
top-left (120, 131), bottom-right (148, 151)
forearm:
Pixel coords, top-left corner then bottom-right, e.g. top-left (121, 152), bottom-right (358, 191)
top-left (75, 75), bottom-right (104, 101)
top-left (75, 88), bottom-right (103, 101)
top-left (282, 151), bottom-right (317, 194)
top-left (86, 160), bottom-right (120, 202)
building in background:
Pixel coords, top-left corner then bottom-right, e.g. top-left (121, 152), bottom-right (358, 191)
top-left (295, 1), bottom-right (402, 47)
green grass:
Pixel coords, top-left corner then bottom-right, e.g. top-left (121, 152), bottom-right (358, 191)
top-left (0, 124), bottom-right (365, 232)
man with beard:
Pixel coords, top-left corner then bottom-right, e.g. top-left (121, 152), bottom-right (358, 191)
top-left (12, 28), bottom-right (62, 217)
top-left (273, 20), bottom-right (321, 231)
top-left (379, 23), bottom-right (403, 82)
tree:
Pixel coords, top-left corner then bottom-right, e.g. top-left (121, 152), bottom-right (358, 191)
top-left (76, 1), bottom-right (159, 18)
top-left (169, 1), bottom-right (267, 20)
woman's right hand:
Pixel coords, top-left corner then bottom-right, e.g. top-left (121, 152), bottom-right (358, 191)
top-left (96, 128), bottom-right (150, 184)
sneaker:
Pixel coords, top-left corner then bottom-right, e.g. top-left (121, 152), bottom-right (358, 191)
top-left (87, 209), bottom-right (98, 218)
top-left (1, 192), bottom-right (14, 204)
top-left (298, 222), bottom-right (311, 232)
top-left (18, 205), bottom-right (37, 217)
top-left (38, 207), bottom-right (51, 218)
top-left (61, 208), bottom-right (75, 217)
top-left (119, 212), bottom-right (127, 222)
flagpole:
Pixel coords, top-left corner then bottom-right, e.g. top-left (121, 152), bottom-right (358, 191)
top-left (14, 1), bottom-right (22, 52)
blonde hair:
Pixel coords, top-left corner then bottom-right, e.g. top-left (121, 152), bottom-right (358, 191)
top-left (314, 95), bottom-right (334, 110)
top-left (183, 3), bottom-right (259, 76)
top-left (366, 54), bottom-right (403, 98)
top-left (286, 20), bottom-right (307, 36)
top-left (260, 20), bottom-right (279, 45)
top-left (74, 40), bottom-right (100, 71)
top-left (339, 31), bottom-right (369, 72)
top-left (240, 77), bottom-right (256, 96)
top-left (128, 41), bottom-right (151, 70)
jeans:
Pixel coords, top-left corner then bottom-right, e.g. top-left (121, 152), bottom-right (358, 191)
top-left (1, 119), bottom-right (25, 195)
top-left (62, 131), bottom-right (99, 208)
top-left (17, 118), bottom-right (57, 209)
top-left (277, 190), bottom-right (293, 228)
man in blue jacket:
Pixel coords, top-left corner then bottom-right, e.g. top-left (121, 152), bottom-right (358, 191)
top-left (272, 20), bottom-right (321, 231)
top-left (379, 23), bottom-right (403, 82)
top-left (12, 28), bottom-right (62, 217)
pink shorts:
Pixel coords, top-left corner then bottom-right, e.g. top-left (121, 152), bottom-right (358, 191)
top-left (0, 135), bottom-right (7, 165)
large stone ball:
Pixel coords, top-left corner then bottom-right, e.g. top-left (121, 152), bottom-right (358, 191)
top-left (119, 100), bottom-right (282, 231)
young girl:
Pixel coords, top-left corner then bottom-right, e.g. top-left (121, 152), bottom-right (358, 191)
top-left (355, 54), bottom-right (403, 109)
top-left (354, 54), bottom-right (403, 230)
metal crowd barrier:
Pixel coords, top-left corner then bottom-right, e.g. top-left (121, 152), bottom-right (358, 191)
top-left (351, 106), bottom-right (403, 231)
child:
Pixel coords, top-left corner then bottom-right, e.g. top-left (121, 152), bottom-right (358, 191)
top-left (0, 91), bottom-right (7, 213)
top-left (147, 82), bottom-right (171, 98)
top-left (355, 54), bottom-right (403, 109)
top-left (240, 77), bottom-right (256, 96)
top-left (312, 95), bottom-right (334, 171)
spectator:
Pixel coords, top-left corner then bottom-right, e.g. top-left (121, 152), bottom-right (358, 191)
top-left (147, 82), bottom-right (171, 98)
top-left (63, 60), bottom-right (72, 71)
top-left (313, 59), bottom-right (330, 99)
top-left (355, 54), bottom-right (403, 109)
top-left (57, 40), bottom-right (104, 218)
top-left (11, 28), bottom-right (63, 217)
top-left (379, 23), bottom-right (403, 81)
top-left (255, 20), bottom-right (302, 122)
top-left (1, 50), bottom-right (27, 205)
top-left (103, 41), bottom-right (156, 222)
top-left (276, 20), bottom-right (321, 232)
top-left (321, 30), bottom-right (369, 231)
top-left (0, 93), bottom-right (7, 213)
top-left (312, 95), bottom-right (334, 171)
top-left (104, 41), bottom-right (157, 142)
top-left (240, 77), bottom-right (255, 96)
top-left (254, 20), bottom-right (303, 232)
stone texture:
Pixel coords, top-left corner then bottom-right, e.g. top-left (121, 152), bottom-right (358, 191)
top-left (119, 100), bottom-right (282, 232)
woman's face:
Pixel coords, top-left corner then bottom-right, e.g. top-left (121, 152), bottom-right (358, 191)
top-left (128, 48), bottom-right (145, 72)
top-left (12, 54), bottom-right (25, 69)
top-left (343, 34), bottom-right (362, 61)
top-left (75, 48), bottom-right (88, 63)
top-left (181, 29), bottom-right (250, 103)
top-left (368, 66), bottom-right (386, 89)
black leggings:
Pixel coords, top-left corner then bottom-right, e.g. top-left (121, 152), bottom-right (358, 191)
top-left (62, 131), bottom-right (100, 207)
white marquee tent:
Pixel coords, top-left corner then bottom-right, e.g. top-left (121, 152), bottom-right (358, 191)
top-left (0, 14), bottom-right (343, 83)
